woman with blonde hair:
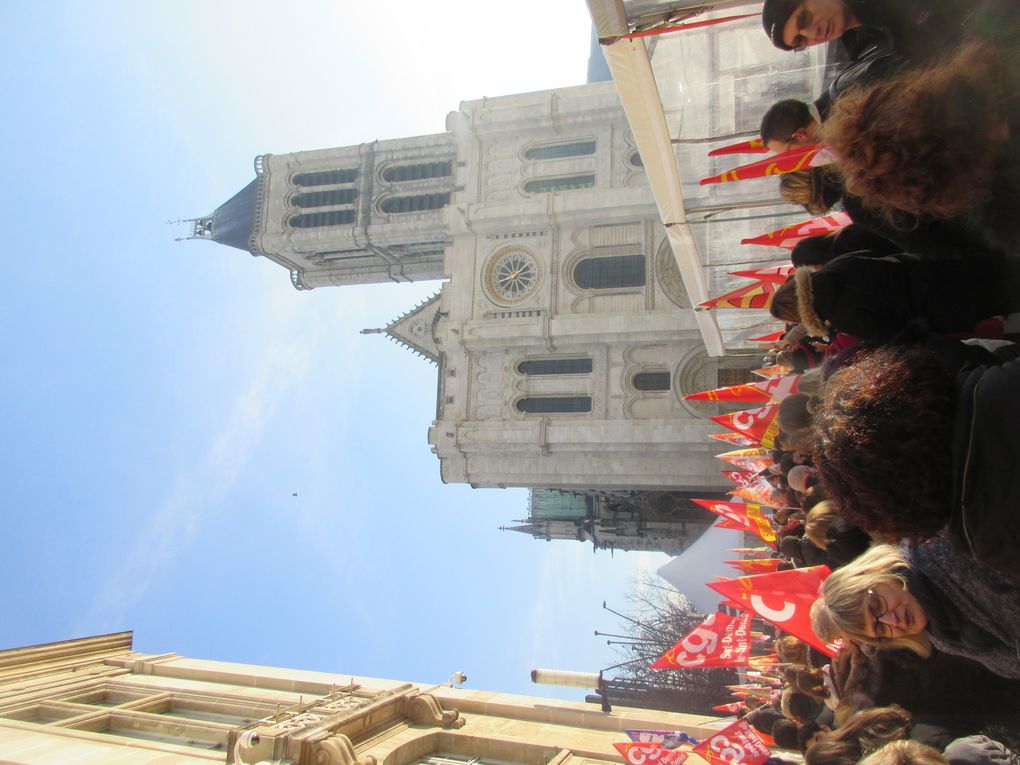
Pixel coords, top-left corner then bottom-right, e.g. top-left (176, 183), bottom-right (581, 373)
top-left (811, 541), bottom-right (1020, 679)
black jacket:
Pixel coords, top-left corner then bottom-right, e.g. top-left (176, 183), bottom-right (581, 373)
top-left (947, 348), bottom-right (1020, 577)
top-left (797, 252), bottom-right (1020, 344)
top-left (843, 0), bottom-right (972, 62)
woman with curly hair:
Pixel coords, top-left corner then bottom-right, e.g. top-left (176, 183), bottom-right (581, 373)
top-left (822, 40), bottom-right (1020, 252)
top-left (811, 541), bottom-right (1020, 679)
top-left (812, 342), bottom-right (1020, 576)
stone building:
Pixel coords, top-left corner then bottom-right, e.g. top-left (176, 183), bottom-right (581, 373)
top-left (0, 632), bottom-right (723, 764)
top-left (187, 8), bottom-right (829, 494)
top-left (505, 489), bottom-right (714, 555)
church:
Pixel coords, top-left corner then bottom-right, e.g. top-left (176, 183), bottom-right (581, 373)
top-left (186, 9), bottom-right (829, 501)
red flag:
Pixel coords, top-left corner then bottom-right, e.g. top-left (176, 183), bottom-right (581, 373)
top-left (709, 432), bottom-right (757, 446)
top-left (700, 279), bottom-right (776, 310)
top-left (700, 143), bottom-right (835, 185)
top-left (726, 558), bottom-right (783, 574)
top-left (725, 458), bottom-right (772, 472)
top-left (708, 566), bottom-right (836, 655)
top-left (693, 499), bottom-right (777, 547)
top-left (685, 374), bottom-right (799, 404)
top-left (740, 211), bottom-right (853, 249)
top-left (748, 330), bottom-right (785, 343)
top-left (708, 138), bottom-right (770, 157)
top-left (711, 404), bottom-right (780, 448)
top-left (717, 447), bottom-right (770, 462)
top-left (730, 265), bottom-right (795, 284)
top-left (713, 702), bottom-right (746, 714)
top-left (623, 12), bottom-right (759, 39)
top-left (721, 599), bottom-right (748, 611)
top-left (751, 365), bottom-right (786, 379)
top-left (650, 612), bottom-right (752, 670)
top-left (715, 517), bottom-right (749, 531)
top-left (692, 719), bottom-right (771, 765)
top-left (614, 743), bottom-right (688, 765)
top-left (722, 469), bottom-right (757, 486)
top-left (730, 482), bottom-right (777, 507)
top-left (729, 546), bottom-right (772, 558)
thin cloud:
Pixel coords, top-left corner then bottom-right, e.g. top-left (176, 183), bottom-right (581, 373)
top-left (78, 321), bottom-right (314, 632)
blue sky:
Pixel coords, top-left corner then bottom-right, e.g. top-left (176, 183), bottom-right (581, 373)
top-left (0, 1), bottom-right (700, 699)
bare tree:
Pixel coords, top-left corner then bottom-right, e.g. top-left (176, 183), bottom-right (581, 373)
top-left (601, 572), bottom-right (736, 716)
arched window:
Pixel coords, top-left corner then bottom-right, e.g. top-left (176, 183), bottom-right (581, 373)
top-left (523, 175), bottom-right (596, 194)
top-left (516, 396), bottom-right (592, 414)
top-left (292, 169), bottom-right (359, 186)
top-left (292, 188), bottom-right (358, 208)
top-left (628, 151), bottom-right (644, 168)
top-left (380, 193), bottom-right (450, 214)
top-left (633, 370), bottom-right (671, 391)
top-left (288, 209), bottom-right (356, 228)
top-left (382, 161), bottom-right (453, 183)
top-left (524, 141), bottom-right (596, 160)
top-left (517, 358), bottom-right (592, 375)
top-left (573, 254), bottom-right (646, 290)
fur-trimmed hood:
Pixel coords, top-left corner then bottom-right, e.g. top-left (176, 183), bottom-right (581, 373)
top-left (795, 267), bottom-right (829, 338)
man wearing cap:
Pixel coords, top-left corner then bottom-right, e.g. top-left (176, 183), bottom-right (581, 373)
top-left (761, 0), bottom-right (969, 62)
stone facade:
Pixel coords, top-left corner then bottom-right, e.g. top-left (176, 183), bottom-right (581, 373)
top-left (0, 632), bottom-right (722, 764)
top-left (190, 79), bottom-right (779, 494)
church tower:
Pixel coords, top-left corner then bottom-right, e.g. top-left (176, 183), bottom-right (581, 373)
top-left (186, 133), bottom-right (457, 289)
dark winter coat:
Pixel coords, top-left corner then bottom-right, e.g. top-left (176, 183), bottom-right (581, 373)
top-left (946, 348), bottom-right (1020, 577)
top-left (829, 640), bottom-right (1020, 725)
top-left (795, 252), bottom-right (1020, 344)
top-left (843, 0), bottom-right (973, 62)
top-left (905, 538), bottom-right (1020, 679)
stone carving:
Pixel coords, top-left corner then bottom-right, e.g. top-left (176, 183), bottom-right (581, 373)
top-left (270, 712), bottom-right (323, 732)
top-left (407, 693), bottom-right (466, 729)
top-left (313, 733), bottom-right (379, 765)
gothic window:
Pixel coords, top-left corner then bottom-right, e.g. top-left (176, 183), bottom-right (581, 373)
top-left (573, 254), bottom-right (646, 290)
top-left (288, 209), bottom-right (356, 228)
top-left (516, 396), bottom-right (592, 414)
top-left (518, 358), bottom-right (592, 375)
top-left (524, 141), bottom-right (596, 160)
top-left (380, 192), bottom-right (451, 214)
top-left (633, 370), bottom-right (671, 391)
top-left (292, 169), bottom-right (359, 186)
top-left (523, 175), bottom-right (596, 194)
top-left (292, 188), bottom-right (358, 208)
top-left (382, 161), bottom-right (453, 183)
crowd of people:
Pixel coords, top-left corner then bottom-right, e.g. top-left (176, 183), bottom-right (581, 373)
top-left (703, 1), bottom-right (1020, 762)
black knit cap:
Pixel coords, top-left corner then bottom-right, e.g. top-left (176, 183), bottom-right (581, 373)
top-left (762, 0), bottom-right (802, 50)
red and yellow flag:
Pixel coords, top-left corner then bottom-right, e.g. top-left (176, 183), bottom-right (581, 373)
top-left (717, 447), bottom-right (771, 462)
top-left (692, 719), bottom-right (771, 765)
top-left (685, 374), bottom-right (799, 404)
top-left (711, 404), bottom-right (780, 448)
top-left (699, 279), bottom-right (776, 310)
top-left (709, 432), bottom-right (757, 446)
top-left (650, 612), bottom-right (752, 670)
top-left (707, 138), bottom-right (769, 157)
top-left (730, 265), bottom-right (795, 284)
top-left (751, 365), bottom-right (787, 379)
top-left (748, 330), bottom-right (785, 343)
top-left (700, 143), bottom-right (835, 185)
top-left (740, 211), bottom-right (852, 249)
top-left (725, 558), bottom-right (784, 574)
top-left (708, 566), bottom-right (835, 655)
top-left (692, 499), bottom-right (778, 547)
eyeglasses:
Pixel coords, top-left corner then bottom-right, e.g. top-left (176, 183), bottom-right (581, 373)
top-left (866, 588), bottom-right (893, 640)
top-left (790, 8), bottom-right (812, 52)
